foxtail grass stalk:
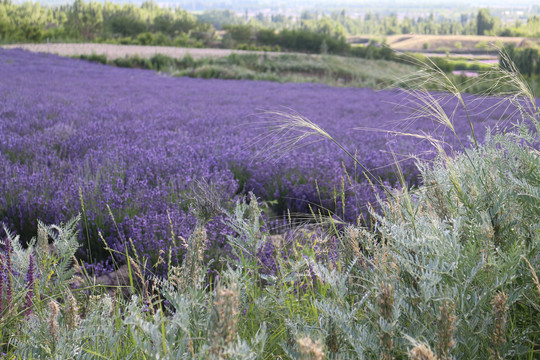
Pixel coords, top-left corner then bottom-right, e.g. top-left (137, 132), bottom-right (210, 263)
top-left (48, 300), bottom-right (60, 343)
top-left (490, 292), bottom-right (508, 360)
top-left (436, 301), bottom-right (456, 360)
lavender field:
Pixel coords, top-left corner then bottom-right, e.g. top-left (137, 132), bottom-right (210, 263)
top-left (2, 47), bottom-right (540, 359)
top-left (0, 48), bottom-right (509, 272)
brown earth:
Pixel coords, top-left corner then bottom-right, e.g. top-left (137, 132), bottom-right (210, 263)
top-left (349, 34), bottom-right (540, 57)
top-left (1, 43), bottom-right (281, 60)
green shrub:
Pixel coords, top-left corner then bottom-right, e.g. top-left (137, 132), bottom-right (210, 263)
top-left (150, 53), bottom-right (173, 71)
top-left (430, 56), bottom-right (454, 72)
top-left (475, 40), bottom-right (489, 49)
top-left (112, 56), bottom-right (152, 70)
top-left (256, 28), bottom-right (349, 55)
top-left (174, 54), bottom-right (196, 69)
top-left (134, 32), bottom-right (154, 46)
top-left (350, 43), bottom-right (395, 61)
top-left (79, 53), bottom-right (107, 65)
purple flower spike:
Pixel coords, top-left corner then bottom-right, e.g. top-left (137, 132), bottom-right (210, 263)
top-left (24, 254), bottom-right (35, 316)
top-left (0, 49), bottom-right (521, 274)
top-left (0, 253), bottom-right (4, 315)
top-left (5, 237), bottom-right (12, 311)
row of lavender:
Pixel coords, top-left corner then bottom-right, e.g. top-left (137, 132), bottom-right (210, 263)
top-left (0, 49), bottom-right (509, 272)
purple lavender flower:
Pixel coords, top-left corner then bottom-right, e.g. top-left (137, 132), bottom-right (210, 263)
top-left (0, 253), bottom-right (4, 315)
top-left (0, 48), bottom-right (524, 273)
top-left (257, 241), bottom-right (276, 275)
top-left (24, 254), bottom-right (35, 316)
top-left (5, 237), bottom-right (12, 310)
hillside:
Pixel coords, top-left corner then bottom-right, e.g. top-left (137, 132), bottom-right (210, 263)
top-left (350, 34), bottom-right (540, 56)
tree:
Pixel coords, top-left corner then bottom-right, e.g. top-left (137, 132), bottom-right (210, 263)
top-left (477, 8), bottom-right (494, 35)
top-left (108, 14), bottom-right (146, 37)
top-left (196, 9), bottom-right (241, 30)
top-left (0, 4), bottom-right (13, 39)
top-left (316, 17), bottom-right (346, 39)
top-left (223, 24), bottom-right (253, 45)
top-left (67, 0), bottom-right (103, 41)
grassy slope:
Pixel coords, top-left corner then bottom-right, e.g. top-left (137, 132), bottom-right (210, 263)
top-left (8, 42), bottom-right (534, 94)
top-left (1, 43), bottom-right (419, 88)
top-left (175, 53), bottom-right (419, 89)
top-left (351, 34), bottom-right (540, 54)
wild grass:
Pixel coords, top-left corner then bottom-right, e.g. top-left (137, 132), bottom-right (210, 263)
top-left (76, 50), bottom-right (540, 96)
top-left (1, 56), bottom-right (539, 359)
top-left (382, 34), bottom-right (540, 53)
top-left (80, 51), bottom-right (419, 89)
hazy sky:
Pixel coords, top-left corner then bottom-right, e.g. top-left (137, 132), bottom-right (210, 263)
top-left (20, 0), bottom-right (540, 10)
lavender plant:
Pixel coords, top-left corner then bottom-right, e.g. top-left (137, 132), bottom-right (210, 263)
top-left (0, 48), bottom-right (508, 273)
top-left (1, 48), bottom-right (539, 359)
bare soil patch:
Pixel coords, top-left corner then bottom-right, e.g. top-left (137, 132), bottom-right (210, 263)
top-left (385, 34), bottom-right (538, 50)
top-left (350, 34), bottom-right (540, 55)
top-left (1, 43), bottom-right (280, 60)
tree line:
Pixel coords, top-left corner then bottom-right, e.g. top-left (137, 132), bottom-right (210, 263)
top-left (205, 7), bottom-right (540, 38)
top-left (2, 1), bottom-right (540, 46)
top-left (0, 0), bottom-right (214, 46)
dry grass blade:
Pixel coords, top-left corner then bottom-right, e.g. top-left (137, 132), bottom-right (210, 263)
top-left (394, 52), bottom-right (482, 147)
top-left (250, 109), bottom-right (394, 194)
top-left (248, 109), bottom-right (333, 162)
top-left (354, 126), bottom-right (446, 155)
top-left (522, 256), bottom-right (540, 296)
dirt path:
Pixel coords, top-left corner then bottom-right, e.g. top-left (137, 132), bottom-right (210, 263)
top-left (1, 43), bottom-right (280, 59)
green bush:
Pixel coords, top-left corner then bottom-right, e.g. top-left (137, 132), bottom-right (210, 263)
top-left (174, 54), bottom-right (196, 69)
top-left (134, 32), bottom-right (154, 46)
top-left (112, 56), bottom-right (151, 70)
top-left (150, 53), bottom-right (173, 71)
top-left (350, 43), bottom-right (395, 61)
top-left (429, 56), bottom-right (454, 72)
top-left (79, 53), bottom-right (107, 65)
top-left (256, 28), bottom-right (349, 55)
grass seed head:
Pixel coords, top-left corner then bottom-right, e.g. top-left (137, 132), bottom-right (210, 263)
top-left (65, 293), bottom-right (79, 330)
top-left (522, 256), bottom-right (540, 296)
top-left (297, 336), bottom-right (325, 360)
top-left (209, 282), bottom-right (239, 356)
top-left (378, 282), bottom-right (395, 360)
top-left (436, 301), bottom-right (456, 360)
top-left (48, 300), bottom-right (60, 342)
top-left (378, 282), bottom-right (395, 321)
top-left (5, 236), bottom-right (13, 310)
top-left (37, 223), bottom-right (49, 257)
top-left (180, 225), bottom-right (207, 290)
top-left (409, 343), bottom-right (438, 360)
top-left (492, 292), bottom-right (508, 347)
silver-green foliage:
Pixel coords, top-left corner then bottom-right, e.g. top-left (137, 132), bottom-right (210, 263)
top-left (5, 59), bottom-right (540, 360)
top-left (10, 214), bottom-right (268, 359)
top-left (308, 83), bottom-right (540, 358)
